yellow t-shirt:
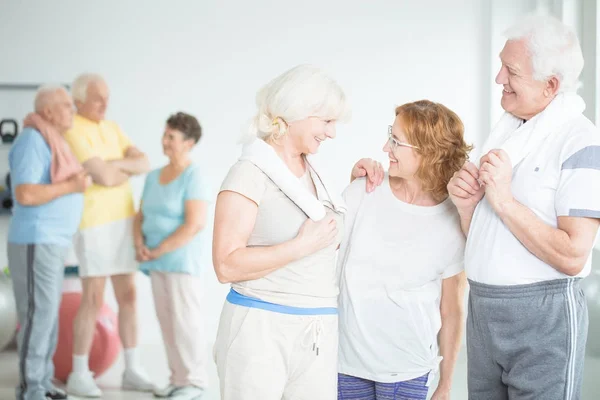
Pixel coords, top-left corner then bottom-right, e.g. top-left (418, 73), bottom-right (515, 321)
top-left (64, 114), bottom-right (136, 229)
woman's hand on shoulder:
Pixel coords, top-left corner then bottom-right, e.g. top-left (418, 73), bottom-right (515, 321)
top-left (351, 158), bottom-right (385, 192)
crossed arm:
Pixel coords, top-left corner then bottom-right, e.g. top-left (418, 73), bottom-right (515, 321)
top-left (84, 146), bottom-right (150, 187)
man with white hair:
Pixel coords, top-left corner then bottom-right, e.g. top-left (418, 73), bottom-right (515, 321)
top-left (8, 86), bottom-right (90, 400)
top-left (62, 73), bottom-right (153, 397)
top-left (447, 14), bottom-right (600, 399)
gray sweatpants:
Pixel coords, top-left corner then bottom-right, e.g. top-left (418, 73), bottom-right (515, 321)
top-left (8, 243), bottom-right (68, 400)
top-left (467, 278), bottom-right (588, 400)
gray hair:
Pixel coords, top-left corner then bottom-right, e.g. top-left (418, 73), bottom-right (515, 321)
top-left (504, 14), bottom-right (584, 93)
top-left (245, 64), bottom-right (350, 142)
top-left (34, 85), bottom-right (68, 113)
top-left (71, 73), bottom-right (105, 102)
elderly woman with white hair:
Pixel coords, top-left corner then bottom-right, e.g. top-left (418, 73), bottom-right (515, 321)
top-left (448, 14), bottom-right (600, 400)
top-left (212, 64), bottom-right (351, 400)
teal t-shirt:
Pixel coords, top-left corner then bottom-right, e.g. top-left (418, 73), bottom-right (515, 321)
top-left (139, 164), bottom-right (211, 276)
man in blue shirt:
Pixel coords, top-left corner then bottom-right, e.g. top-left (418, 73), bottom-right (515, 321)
top-left (8, 86), bottom-right (90, 400)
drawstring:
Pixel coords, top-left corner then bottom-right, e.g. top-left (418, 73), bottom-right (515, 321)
top-left (302, 316), bottom-right (324, 356)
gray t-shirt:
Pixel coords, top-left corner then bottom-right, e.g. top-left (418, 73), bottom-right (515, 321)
top-left (220, 160), bottom-right (344, 308)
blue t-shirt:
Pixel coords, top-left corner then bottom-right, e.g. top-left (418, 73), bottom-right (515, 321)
top-left (8, 128), bottom-right (84, 246)
top-left (139, 164), bottom-right (211, 276)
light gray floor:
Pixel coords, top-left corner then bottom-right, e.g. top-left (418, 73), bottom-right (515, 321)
top-left (1, 344), bottom-right (599, 399)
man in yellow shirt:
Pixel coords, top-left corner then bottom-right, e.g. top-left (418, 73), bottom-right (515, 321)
top-left (63, 73), bottom-right (153, 397)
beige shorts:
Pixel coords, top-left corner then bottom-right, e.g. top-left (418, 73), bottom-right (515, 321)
top-left (70, 217), bottom-right (138, 278)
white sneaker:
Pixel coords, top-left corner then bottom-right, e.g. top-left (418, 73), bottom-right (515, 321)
top-left (154, 384), bottom-right (179, 397)
top-left (170, 386), bottom-right (205, 400)
top-left (66, 371), bottom-right (102, 398)
top-left (122, 368), bottom-right (155, 392)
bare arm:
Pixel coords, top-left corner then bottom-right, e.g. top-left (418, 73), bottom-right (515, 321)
top-left (15, 181), bottom-right (76, 206)
top-left (133, 206), bottom-right (155, 262)
top-left (108, 146), bottom-right (151, 176)
top-left (83, 157), bottom-right (130, 187)
top-left (14, 171), bottom-right (90, 206)
top-left (480, 150), bottom-right (600, 275)
top-left (133, 208), bottom-right (145, 249)
top-left (151, 200), bottom-right (208, 256)
top-left (435, 271), bottom-right (467, 396)
top-left (497, 202), bottom-right (600, 275)
top-left (212, 191), bottom-right (306, 283)
top-left (447, 162), bottom-right (485, 236)
top-left (212, 190), bottom-right (336, 284)
top-left (457, 208), bottom-right (477, 237)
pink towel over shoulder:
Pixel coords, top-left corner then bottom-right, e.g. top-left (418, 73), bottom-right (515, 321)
top-left (23, 113), bottom-right (83, 183)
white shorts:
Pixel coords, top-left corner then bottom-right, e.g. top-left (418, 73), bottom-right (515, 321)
top-left (213, 301), bottom-right (338, 400)
top-left (70, 217), bottom-right (138, 278)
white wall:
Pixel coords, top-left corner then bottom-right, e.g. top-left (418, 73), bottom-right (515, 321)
top-left (0, 0), bottom-right (490, 393)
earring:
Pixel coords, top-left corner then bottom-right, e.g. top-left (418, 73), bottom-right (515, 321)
top-left (271, 117), bottom-right (287, 140)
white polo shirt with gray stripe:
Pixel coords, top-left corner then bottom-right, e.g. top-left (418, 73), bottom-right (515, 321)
top-left (466, 114), bottom-right (600, 285)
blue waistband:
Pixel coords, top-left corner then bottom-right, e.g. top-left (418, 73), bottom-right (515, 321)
top-left (226, 288), bottom-right (338, 315)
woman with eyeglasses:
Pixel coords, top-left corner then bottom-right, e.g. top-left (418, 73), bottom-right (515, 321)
top-left (337, 100), bottom-right (470, 400)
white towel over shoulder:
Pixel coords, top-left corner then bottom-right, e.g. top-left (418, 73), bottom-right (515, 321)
top-left (480, 92), bottom-right (586, 167)
top-left (239, 138), bottom-right (347, 221)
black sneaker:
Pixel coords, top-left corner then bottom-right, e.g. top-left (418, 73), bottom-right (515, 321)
top-left (46, 389), bottom-right (68, 399)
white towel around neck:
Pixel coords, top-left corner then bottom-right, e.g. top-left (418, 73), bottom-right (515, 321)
top-left (479, 92), bottom-right (586, 168)
top-left (239, 138), bottom-right (347, 221)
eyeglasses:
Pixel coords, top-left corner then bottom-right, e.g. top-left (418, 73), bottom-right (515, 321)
top-left (387, 126), bottom-right (419, 150)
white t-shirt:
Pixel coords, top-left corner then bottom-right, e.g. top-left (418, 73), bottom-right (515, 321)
top-left (220, 160), bottom-right (344, 308)
top-left (337, 176), bottom-right (465, 383)
top-left (466, 115), bottom-right (600, 285)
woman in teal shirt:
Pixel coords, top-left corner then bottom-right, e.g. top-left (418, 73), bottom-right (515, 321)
top-left (133, 112), bottom-right (210, 399)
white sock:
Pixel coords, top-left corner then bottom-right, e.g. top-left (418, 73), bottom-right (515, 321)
top-left (72, 355), bottom-right (89, 373)
top-left (124, 347), bottom-right (140, 371)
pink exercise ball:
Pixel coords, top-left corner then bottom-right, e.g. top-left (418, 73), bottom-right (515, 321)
top-left (53, 292), bottom-right (121, 382)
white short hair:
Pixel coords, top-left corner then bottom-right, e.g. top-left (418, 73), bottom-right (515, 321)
top-left (247, 64), bottom-right (350, 142)
top-left (34, 84), bottom-right (68, 113)
top-left (504, 14), bottom-right (584, 93)
top-left (71, 73), bottom-right (105, 102)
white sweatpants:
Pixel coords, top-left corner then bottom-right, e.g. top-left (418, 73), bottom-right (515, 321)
top-left (151, 271), bottom-right (209, 388)
top-left (213, 301), bottom-right (338, 400)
